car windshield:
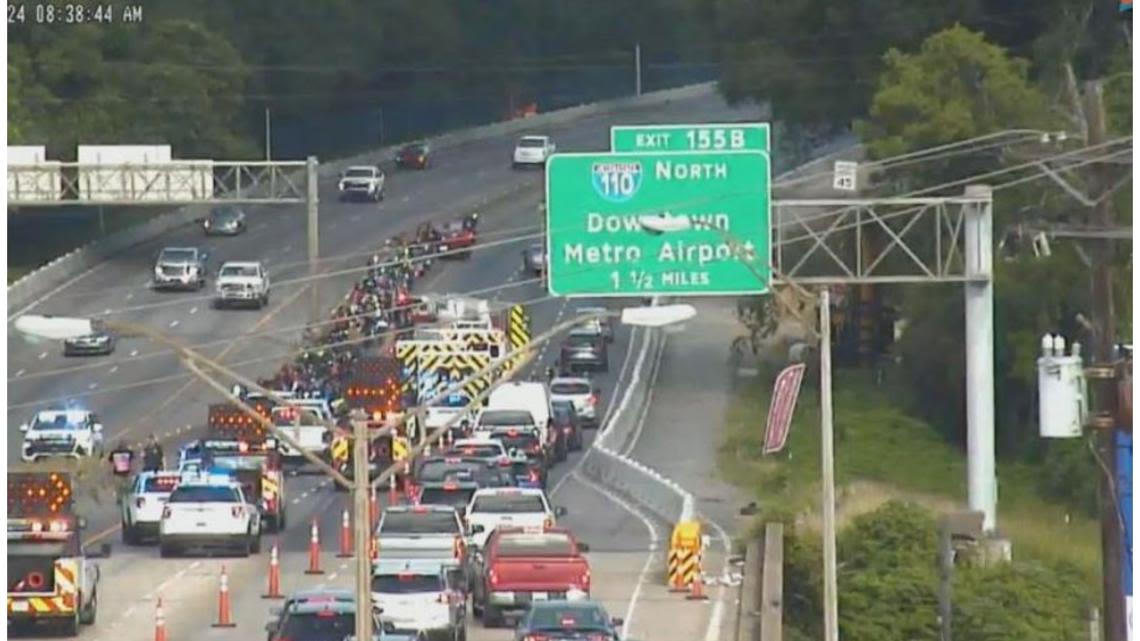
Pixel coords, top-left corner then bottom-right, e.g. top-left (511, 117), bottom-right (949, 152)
top-left (167, 486), bottom-right (240, 503)
top-left (419, 487), bottom-right (476, 509)
top-left (345, 168), bottom-right (374, 177)
top-left (497, 533), bottom-right (576, 557)
top-left (280, 612), bottom-right (355, 637)
top-left (219, 265), bottom-right (259, 277)
top-left (519, 138), bottom-right (546, 148)
top-left (479, 410), bottom-right (534, 426)
top-left (210, 208), bottom-right (239, 221)
top-left (380, 511), bottom-right (460, 534)
top-left (564, 334), bottom-right (598, 347)
top-left (442, 221), bottom-right (466, 233)
top-left (208, 455), bottom-right (268, 471)
top-left (471, 494), bottom-right (546, 513)
top-left (159, 249), bottom-right (196, 262)
top-left (551, 381), bottom-right (591, 395)
top-left (402, 145), bottom-right (426, 155)
top-left (31, 413), bottom-right (86, 431)
top-left (551, 404), bottom-right (576, 423)
top-left (372, 573), bottom-right (440, 594)
top-left (492, 431), bottom-right (540, 452)
top-left (529, 605), bottom-right (609, 631)
top-left (417, 460), bottom-right (483, 482)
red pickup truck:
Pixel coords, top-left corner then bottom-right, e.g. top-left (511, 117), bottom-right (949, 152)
top-left (470, 526), bottom-right (591, 627)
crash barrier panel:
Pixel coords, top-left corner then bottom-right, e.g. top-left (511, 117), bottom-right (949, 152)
top-left (9, 82), bottom-right (717, 317)
top-left (668, 520), bottom-right (703, 591)
top-left (759, 523), bottom-right (785, 641)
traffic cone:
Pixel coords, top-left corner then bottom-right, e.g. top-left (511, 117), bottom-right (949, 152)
top-left (262, 542), bottom-right (283, 599)
top-left (388, 474), bottom-right (398, 505)
top-left (211, 565), bottom-right (236, 627)
top-left (154, 596), bottom-right (167, 641)
top-left (686, 571), bottom-right (709, 601)
top-left (305, 519), bottom-right (324, 574)
top-left (370, 535), bottom-right (380, 561)
top-left (337, 508), bottom-right (353, 558)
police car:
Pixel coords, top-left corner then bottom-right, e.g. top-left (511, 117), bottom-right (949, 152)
top-left (19, 407), bottom-right (105, 462)
top-left (371, 558), bottom-right (467, 640)
top-left (120, 471), bottom-right (181, 545)
top-left (159, 473), bottom-right (263, 557)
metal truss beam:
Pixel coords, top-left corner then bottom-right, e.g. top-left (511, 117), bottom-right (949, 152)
top-left (7, 160), bottom-right (308, 206)
top-left (771, 196), bottom-right (988, 285)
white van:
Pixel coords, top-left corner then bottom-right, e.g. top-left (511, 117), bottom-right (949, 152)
top-left (484, 381), bottom-right (551, 444)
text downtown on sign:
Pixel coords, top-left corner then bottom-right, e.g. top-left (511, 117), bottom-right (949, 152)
top-left (544, 150), bottom-right (772, 298)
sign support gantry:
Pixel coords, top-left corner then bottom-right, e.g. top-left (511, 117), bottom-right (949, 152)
top-left (8, 158), bottom-right (326, 322)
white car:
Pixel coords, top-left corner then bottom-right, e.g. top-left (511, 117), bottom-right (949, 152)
top-left (448, 437), bottom-right (509, 463)
top-left (512, 135), bottom-right (556, 168)
top-left (338, 166), bottom-right (386, 201)
top-left (20, 408), bottom-right (105, 462)
top-left (465, 487), bottom-right (565, 549)
top-left (371, 559), bottom-right (466, 637)
top-left (549, 377), bottom-right (599, 427)
top-left (120, 471), bottom-right (181, 545)
top-left (214, 261), bottom-right (271, 309)
top-left (377, 505), bottom-right (465, 560)
top-left (159, 475), bottom-right (263, 557)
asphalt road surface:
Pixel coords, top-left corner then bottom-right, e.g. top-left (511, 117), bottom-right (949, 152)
top-left (7, 90), bottom-right (766, 641)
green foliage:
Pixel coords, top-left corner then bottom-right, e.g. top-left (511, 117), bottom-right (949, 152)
top-left (856, 25), bottom-right (1055, 187)
top-left (783, 501), bottom-right (1092, 641)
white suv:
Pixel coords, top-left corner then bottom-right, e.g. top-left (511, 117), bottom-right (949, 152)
top-left (549, 377), bottom-right (599, 427)
top-left (214, 261), bottom-right (270, 309)
top-left (338, 166), bottom-right (386, 201)
top-left (512, 136), bottom-right (556, 168)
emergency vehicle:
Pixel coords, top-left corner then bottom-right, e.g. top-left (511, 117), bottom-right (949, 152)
top-left (182, 438), bottom-right (287, 532)
top-left (119, 470), bottom-right (181, 544)
top-left (159, 472), bottom-right (263, 557)
top-left (8, 472), bottom-right (107, 636)
top-left (270, 402), bottom-right (332, 466)
top-left (19, 407), bottom-right (105, 462)
top-left (207, 394), bottom-right (275, 439)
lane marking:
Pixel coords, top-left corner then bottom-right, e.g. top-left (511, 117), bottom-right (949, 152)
top-left (189, 306), bottom-right (198, 315)
top-left (38, 352), bottom-right (48, 360)
top-left (103, 308), bottom-right (113, 316)
top-left (168, 320), bottom-right (180, 328)
top-left (15, 369), bottom-right (25, 377)
top-left (130, 349), bottom-right (139, 357)
top-left (701, 517), bottom-right (734, 641)
top-left (328, 572), bottom-right (338, 581)
top-left (88, 382), bottom-right (98, 390)
top-left (126, 292), bottom-right (134, 300)
top-left (109, 366), bottom-right (119, 374)
top-left (569, 471), bottom-right (660, 639)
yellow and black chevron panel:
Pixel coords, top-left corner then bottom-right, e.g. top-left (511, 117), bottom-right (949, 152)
top-left (508, 304), bottom-right (531, 350)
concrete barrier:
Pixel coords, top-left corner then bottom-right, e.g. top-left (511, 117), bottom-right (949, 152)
top-left (9, 82), bottom-right (718, 319)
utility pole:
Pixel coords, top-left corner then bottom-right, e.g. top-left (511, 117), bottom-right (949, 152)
top-left (938, 519), bottom-right (954, 641)
top-left (265, 108), bottom-right (272, 161)
top-left (306, 156), bottom-right (321, 324)
top-left (1082, 78), bottom-right (1127, 641)
top-left (351, 409), bottom-right (374, 641)
top-left (819, 288), bottom-right (839, 641)
top-left (634, 43), bottom-right (642, 97)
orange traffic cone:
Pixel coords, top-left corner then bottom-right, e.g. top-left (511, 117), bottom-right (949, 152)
top-left (305, 519), bottom-right (324, 575)
top-left (211, 565), bottom-right (236, 627)
top-left (154, 596), bottom-right (167, 641)
top-left (262, 542), bottom-right (283, 599)
top-left (337, 509), bottom-right (353, 558)
top-left (370, 535), bottom-right (380, 561)
top-left (686, 571), bottom-right (709, 601)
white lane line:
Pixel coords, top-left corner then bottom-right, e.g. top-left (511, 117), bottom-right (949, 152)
top-left (130, 349), bottom-right (139, 357)
top-left (328, 572), bottom-right (339, 581)
top-left (125, 292), bottom-right (134, 300)
top-left (38, 352), bottom-right (48, 360)
top-left (301, 491), bottom-right (310, 499)
top-left (103, 308), bottom-right (112, 316)
top-left (122, 604), bottom-right (137, 618)
top-left (15, 368), bottom-right (26, 377)
top-left (339, 562), bottom-right (348, 571)
top-left (88, 382), bottom-right (98, 390)
top-left (569, 471), bottom-right (660, 639)
top-left (109, 366), bottom-right (119, 374)
top-left (701, 517), bottom-right (734, 641)
top-left (169, 320), bottom-right (179, 328)
top-left (291, 498), bottom-right (301, 505)
top-left (189, 306), bottom-right (198, 315)
top-left (401, 196), bottom-right (410, 203)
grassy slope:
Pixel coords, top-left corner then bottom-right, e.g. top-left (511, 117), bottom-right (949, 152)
top-left (719, 366), bottom-right (1100, 587)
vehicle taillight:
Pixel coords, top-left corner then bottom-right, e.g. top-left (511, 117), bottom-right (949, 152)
top-left (528, 469), bottom-right (540, 483)
top-left (589, 393), bottom-right (599, 406)
top-left (579, 570), bottom-right (591, 589)
top-left (562, 427), bottom-right (572, 435)
top-left (543, 517), bottom-right (554, 529)
top-left (528, 444), bottom-right (542, 454)
top-left (135, 497), bottom-right (146, 509)
top-left (162, 507), bottom-right (172, 519)
top-left (231, 506), bottom-right (243, 518)
top-left (488, 569), bottom-right (499, 587)
top-left (524, 635), bottom-right (550, 641)
top-left (586, 634), bottom-right (609, 641)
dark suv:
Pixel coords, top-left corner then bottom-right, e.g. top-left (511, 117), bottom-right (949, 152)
top-left (558, 330), bottom-right (608, 374)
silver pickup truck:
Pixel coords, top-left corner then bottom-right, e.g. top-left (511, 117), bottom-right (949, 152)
top-left (376, 505), bottom-right (466, 561)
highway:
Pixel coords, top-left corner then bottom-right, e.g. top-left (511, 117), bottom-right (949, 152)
top-left (7, 91), bottom-right (765, 641)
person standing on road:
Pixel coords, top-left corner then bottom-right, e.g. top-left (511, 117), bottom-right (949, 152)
top-left (142, 435), bottom-right (165, 472)
top-left (108, 441), bottom-right (135, 498)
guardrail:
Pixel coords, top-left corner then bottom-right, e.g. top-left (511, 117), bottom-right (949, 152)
top-left (8, 82), bottom-right (718, 319)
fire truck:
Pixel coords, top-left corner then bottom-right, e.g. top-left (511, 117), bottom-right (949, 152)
top-left (7, 472), bottom-right (107, 636)
top-left (201, 417), bottom-right (288, 532)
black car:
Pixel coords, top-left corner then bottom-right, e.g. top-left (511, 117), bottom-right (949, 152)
top-left (485, 427), bottom-right (549, 488)
top-left (558, 331), bottom-right (609, 374)
top-left (264, 598), bottom-right (387, 641)
top-left (203, 206), bottom-right (247, 236)
top-left (62, 324), bottom-right (116, 357)
top-left (550, 401), bottom-right (584, 452)
top-left (514, 600), bottom-right (624, 641)
top-left (395, 141), bottom-right (432, 169)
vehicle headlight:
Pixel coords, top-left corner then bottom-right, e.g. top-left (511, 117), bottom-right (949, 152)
top-left (338, 181), bottom-right (346, 190)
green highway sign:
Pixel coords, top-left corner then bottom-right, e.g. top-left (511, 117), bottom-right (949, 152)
top-left (545, 150), bottom-right (771, 297)
top-left (610, 123), bottom-right (770, 153)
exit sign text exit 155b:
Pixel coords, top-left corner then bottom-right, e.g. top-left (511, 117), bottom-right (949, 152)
top-left (610, 123), bottom-right (770, 153)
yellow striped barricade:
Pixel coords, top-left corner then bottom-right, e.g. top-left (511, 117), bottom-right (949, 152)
top-left (667, 520), bottom-right (703, 591)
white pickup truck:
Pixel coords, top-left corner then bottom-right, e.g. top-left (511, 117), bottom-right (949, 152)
top-left (338, 166), bottom-right (386, 202)
top-left (158, 476), bottom-right (263, 557)
top-left (271, 404), bottom-right (332, 465)
top-left (214, 261), bottom-right (270, 309)
top-left (464, 487), bottom-right (565, 550)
